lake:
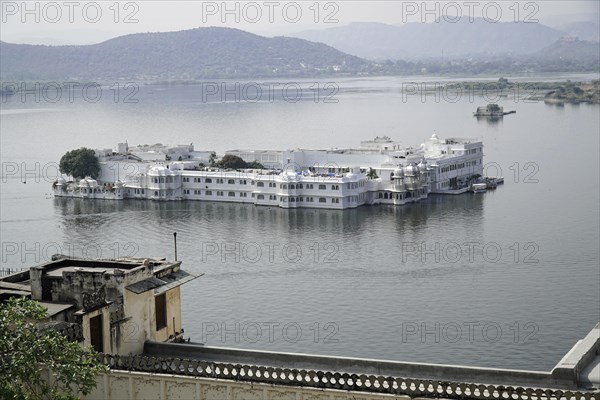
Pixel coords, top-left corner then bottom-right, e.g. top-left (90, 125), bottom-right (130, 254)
top-left (1, 74), bottom-right (598, 371)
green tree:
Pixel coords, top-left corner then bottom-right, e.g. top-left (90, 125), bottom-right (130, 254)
top-left (246, 161), bottom-right (265, 169)
top-left (217, 155), bottom-right (247, 169)
top-left (59, 148), bottom-right (100, 180)
top-left (0, 297), bottom-right (107, 400)
top-left (367, 167), bottom-right (379, 180)
top-left (208, 152), bottom-right (217, 167)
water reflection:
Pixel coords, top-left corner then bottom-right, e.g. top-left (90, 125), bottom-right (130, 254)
top-left (55, 194), bottom-right (484, 238)
top-left (475, 115), bottom-right (503, 124)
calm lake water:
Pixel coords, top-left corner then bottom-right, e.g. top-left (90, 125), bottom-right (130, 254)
top-left (1, 75), bottom-right (599, 371)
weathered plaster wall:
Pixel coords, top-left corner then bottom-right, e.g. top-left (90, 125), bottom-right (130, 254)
top-left (85, 370), bottom-right (412, 400)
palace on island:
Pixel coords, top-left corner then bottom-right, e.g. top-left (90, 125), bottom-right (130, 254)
top-left (53, 134), bottom-right (484, 209)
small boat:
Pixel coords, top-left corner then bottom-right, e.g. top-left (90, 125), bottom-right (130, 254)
top-left (474, 104), bottom-right (516, 117)
top-left (485, 177), bottom-right (498, 189)
top-left (471, 183), bottom-right (487, 193)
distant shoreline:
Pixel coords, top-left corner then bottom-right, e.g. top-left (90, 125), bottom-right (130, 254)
top-left (2, 77), bottom-right (599, 104)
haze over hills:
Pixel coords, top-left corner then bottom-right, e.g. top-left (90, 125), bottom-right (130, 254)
top-left (536, 37), bottom-right (600, 63)
top-left (0, 27), bottom-right (368, 81)
top-left (556, 21), bottom-right (600, 42)
top-left (292, 18), bottom-right (597, 60)
top-left (1, 24), bottom-right (598, 83)
top-left (543, 12), bottom-right (600, 28)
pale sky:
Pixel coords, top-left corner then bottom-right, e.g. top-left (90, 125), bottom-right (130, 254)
top-left (1, 0), bottom-right (599, 45)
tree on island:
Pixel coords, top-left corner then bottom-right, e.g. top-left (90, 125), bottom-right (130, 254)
top-left (215, 155), bottom-right (265, 170)
top-left (367, 167), bottom-right (379, 180)
top-left (208, 151), bottom-right (217, 167)
top-left (217, 154), bottom-right (248, 169)
top-left (246, 161), bottom-right (265, 169)
top-left (59, 148), bottom-right (100, 179)
top-left (0, 297), bottom-right (107, 400)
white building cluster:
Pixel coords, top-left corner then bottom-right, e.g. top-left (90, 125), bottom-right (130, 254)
top-left (54, 135), bottom-right (484, 210)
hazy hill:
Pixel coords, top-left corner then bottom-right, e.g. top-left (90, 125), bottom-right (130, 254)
top-left (536, 37), bottom-right (600, 62)
top-left (291, 22), bottom-right (403, 60)
top-left (0, 27), bottom-right (369, 81)
top-left (293, 19), bottom-right (566, 60)
top-left (556, 21), bottom-right (600, 42)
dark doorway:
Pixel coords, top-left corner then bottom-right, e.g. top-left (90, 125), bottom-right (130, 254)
top-left (155, 294), bottom-right (167, 331)
top-left (90, 315), bottom-right (103, 353)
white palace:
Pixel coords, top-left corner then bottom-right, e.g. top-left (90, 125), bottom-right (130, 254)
top-left (54, 134), bottom-right (484, 210)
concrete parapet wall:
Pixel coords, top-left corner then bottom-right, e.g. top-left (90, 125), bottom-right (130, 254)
top-left (98, 351), bottom-right (600, 399)
top-left (86, 369), bottom-right (413, 400)
top-left (553, 323), bottom-right (600, 388)
top-left (144, 343), bottom-right (564, 389)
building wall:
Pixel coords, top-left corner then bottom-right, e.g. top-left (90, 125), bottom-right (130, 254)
top-left (115, 286), bottom-right (183, 351)
top-left (98, 160), bottom-right (151, 184)
top-left (84, 370), bottom-right (412, 400)
top-left (121, 288), bottom-right (153, 355)
top-left (155, 287), bottom-right (182, 342)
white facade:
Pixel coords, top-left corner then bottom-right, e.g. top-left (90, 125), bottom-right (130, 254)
top-left (54, 135), bottom-right (483, 209)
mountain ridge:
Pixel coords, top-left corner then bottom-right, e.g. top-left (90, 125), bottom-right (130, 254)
top-left (0, 27), bottom-right (369, 81)
top-left (1, 25), bottom-right (598, 82)
top-left (291, 18), bottom-right (595, 60)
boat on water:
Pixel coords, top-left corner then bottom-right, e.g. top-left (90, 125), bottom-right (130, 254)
top-left (471, 183), bottom-right (487, 193)
top-left (485, 176), bottom-right (505, 189)
top-left (474, 104), bottom-right (516, 117)
top-left (485, 177), bottom-right (498, 189)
